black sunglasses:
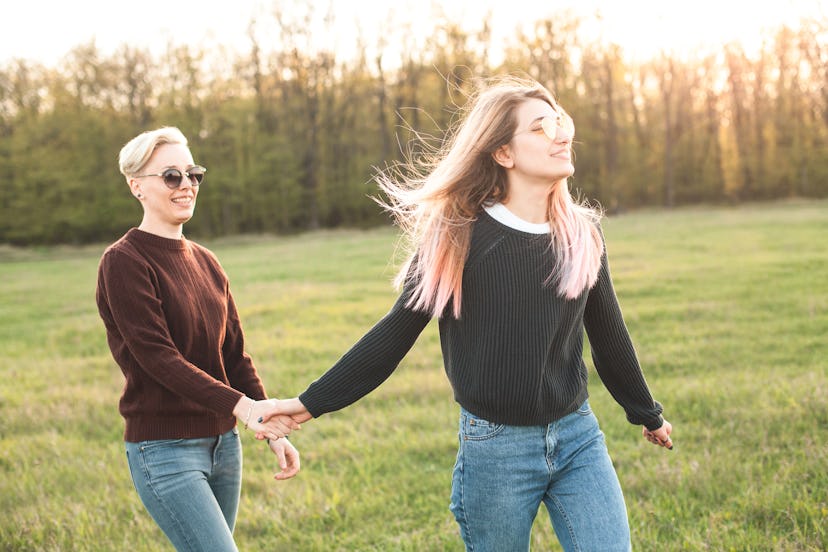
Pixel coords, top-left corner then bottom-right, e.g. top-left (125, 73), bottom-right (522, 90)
top-left (133, 165), bottom-right (206, 189)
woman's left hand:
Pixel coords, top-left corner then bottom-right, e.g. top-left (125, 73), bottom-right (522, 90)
top-left (643, 419), bottom-right (673, 450)
top-left (268, 438), bottom-right (301, 480)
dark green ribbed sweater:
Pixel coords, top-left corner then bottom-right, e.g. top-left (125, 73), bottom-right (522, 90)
top-left (299, 211), bottom-right (664, 430)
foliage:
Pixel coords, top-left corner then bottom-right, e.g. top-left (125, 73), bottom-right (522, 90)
top-left (0, 200), bottom-right (826, 550)
top-left (0, 8), bottom-right (827, 245)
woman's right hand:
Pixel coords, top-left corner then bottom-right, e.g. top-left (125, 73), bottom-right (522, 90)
top-left (260, 397), bottom-right (313, 424)
top-left (234, 397), bottom-right (301, 440)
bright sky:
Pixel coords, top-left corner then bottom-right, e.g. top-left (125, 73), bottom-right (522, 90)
top-left (1, 0), bottom-right (825, 66)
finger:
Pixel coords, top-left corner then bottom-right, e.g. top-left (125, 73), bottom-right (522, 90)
top-left (643, 427), bottom-right (672, 450)
top-left (258, 408), bottom-right (278, 424)
top-left (646, 434), bottom-right (664, 447)
top-left (259, 419), bottom-right (292, 438)
top-left (282, 416), bottom-right (301, 430)
top-left (251, 422), bottom-right (286, 440)
top-left (273, 454), bottom-right (294, 480)
top-left (265, 428), bottom-right (287, 440)
top-left (281, 417), bottom-right (300, 431)
top-left (275, 420), bottom-right (297, 436)
top-left (259, 415), bottom-right (301, 431)
top-left (274, 445), bottom-right (287, 469)
top-left (276, 452), bottom-right (300, 480)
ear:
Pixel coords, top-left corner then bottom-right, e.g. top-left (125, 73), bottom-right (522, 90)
top-left (492, 145), bottom-right (514, 169)
top-left (128, 178), bottom-right (142, 198)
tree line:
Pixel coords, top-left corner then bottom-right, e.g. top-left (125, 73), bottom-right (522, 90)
top-left (0, 4), bottom-right (826, 245)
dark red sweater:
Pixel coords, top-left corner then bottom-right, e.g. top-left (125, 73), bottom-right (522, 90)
top-left (96, 228), bottom-right (267, 442)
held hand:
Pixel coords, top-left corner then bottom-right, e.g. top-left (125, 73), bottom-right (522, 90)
top-left (234, 397), bottom-right (301, 441)
top-left (260, 397), bottom-right (313, 425)
top-left (643, 419), bottom-right (673, 450)
top-left (268, 438), bottom-right (301, 480)
top-left (254, 398), bottom-right (312, 441)
top-left (253, 400), bottom-right (302, 440)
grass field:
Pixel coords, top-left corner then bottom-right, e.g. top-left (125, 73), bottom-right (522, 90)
top-left (1, 200), bottom-right (826, 551)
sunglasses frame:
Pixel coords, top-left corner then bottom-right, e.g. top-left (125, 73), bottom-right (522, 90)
top-left (133, 165), bottom-right (207, 189)
top-left (539, 112), bottom-right (575, 140)
top-left (512, 109), bottom-right (575, 142)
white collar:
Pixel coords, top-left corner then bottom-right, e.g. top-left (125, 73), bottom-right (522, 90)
top-left (484, 203), bottom-right (549, 234)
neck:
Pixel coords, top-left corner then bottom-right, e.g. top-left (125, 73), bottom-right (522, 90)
top-left (139, 217), bottom-right (184, 240)
top-left (503, 180), bottom-right (557, 224)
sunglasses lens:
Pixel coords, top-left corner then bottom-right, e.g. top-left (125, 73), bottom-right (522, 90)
top-left (541, 117), bottom-right (558, 140)
top-left (559, 111), bottom-right (574, 135)
top-left (541, 113), bottom-right (574, 139)
top-left (188, 168), bottom-right (205, 185)
top-left (161, 169), bottom-right (184, 189)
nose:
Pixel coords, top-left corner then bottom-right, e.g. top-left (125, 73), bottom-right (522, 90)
top-left (554, 126), bottom-right (573, 145)
top-left (178, 173), bottom-right (196, 190)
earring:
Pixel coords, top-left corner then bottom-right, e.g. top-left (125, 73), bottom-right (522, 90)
top-left (136, 193), bottom-right (143, 199)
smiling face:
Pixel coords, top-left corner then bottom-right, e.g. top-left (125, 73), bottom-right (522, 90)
top-left (129, 142), bottom-right (199, 238)
top-left (493, 98), bottom-right (575, 193)
top-left (502, 97), bottom-right (575, 185)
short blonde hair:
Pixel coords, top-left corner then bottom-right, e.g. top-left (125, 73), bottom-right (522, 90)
top-left (118, 127), bottom-right (189, 178)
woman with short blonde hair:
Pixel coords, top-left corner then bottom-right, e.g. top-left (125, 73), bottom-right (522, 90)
top-left (97, 126), bottom-right (301, 551)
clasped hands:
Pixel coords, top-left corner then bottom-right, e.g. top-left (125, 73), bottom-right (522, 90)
top-left (232, 397), bottom-right (297, 441)
top-left (254, 397), bottom-right (312, 441)
top-left (233, 396), bottom-right (311, 441)
top-left (233, 397), bottom-right (304, 479)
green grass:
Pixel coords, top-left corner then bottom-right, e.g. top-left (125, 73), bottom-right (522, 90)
top-left (1, 200), bottom-right (826, 551)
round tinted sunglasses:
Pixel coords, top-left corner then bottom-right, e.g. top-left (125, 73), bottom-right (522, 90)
top-left (133, 166), bottom-right (206, 189)
top-left (513, 111), bottom-right (575, 141)
top-left (539, 112), bottom-right (575, 139)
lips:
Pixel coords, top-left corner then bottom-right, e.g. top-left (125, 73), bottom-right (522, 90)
top-left (171, 196), bottom-right (194, 205)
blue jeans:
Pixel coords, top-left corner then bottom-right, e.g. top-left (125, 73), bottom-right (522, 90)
top-left (450, 401), bottom-right (631, 552)
top-left (125, 428), bottom-right (242, 552)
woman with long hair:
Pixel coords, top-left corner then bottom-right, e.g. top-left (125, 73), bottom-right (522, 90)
top-left (263, 76), bottom-right (673, 551)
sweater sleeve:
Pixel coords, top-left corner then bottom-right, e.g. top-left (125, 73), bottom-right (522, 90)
top-left (583, 245), bottom-right (664, 431)
top-left (298, 282), bottom-right (432, 418)
top-left (96, 248), bottom-right (244, 415)
top-left (222, 287), bottom-right (267, 401)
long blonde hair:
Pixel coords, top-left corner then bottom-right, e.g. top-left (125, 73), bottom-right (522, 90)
top-left (379, 76), bottom-right (603, 319)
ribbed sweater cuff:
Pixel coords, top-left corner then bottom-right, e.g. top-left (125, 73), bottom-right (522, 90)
top-left (215, 387), bottom-right (246, 416)
top-left (641, 414), bottom-right (665, 432)
top-left (297, 390), bottom-right (326, 419)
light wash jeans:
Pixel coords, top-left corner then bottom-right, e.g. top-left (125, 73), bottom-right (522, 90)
top-left (450, 401), bottom-right (632, 552)
top-left (125, 428), bottom-right (242, 552)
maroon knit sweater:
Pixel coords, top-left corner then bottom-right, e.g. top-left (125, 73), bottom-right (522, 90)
top-left (96, 228), bottom-right (267, 442)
